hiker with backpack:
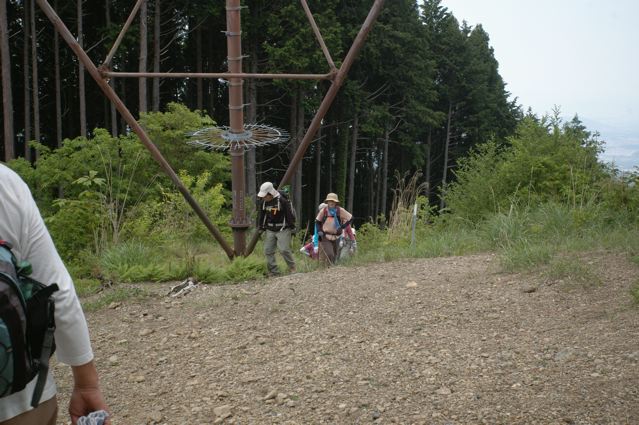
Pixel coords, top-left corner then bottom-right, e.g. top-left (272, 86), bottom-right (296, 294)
top-left (0, 164), bottom-right (109, 424)
top-left (314, 193), bottom-right (354, 265)
top-left (257, 182), bottom-right (296, 276)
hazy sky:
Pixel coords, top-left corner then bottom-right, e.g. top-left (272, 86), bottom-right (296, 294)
top-left (440, 0), bottom-right (639, 170)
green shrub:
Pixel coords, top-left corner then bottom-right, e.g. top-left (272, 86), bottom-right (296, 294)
top-left (444, 141), bottom-right (506, 221)
top-left (193, 263), bottom-right (228, 284)
top-left (356, 222), bottom-right (387, 250)
top-left (225, 256), bottom-right (267, 282)
top-left (481, 207), bottom-right (530, 249)
top-left (445, 115), bottom-right (605, 223)
top-left (73, 279), bottom-right (102, 297)
top-left (45, 195), bottom-right (104, 260)
top-left (99, 241), bottom-right (157, 281)
top-left (499, 240), bottom-right (554, 272)
top-left (7, 104), bottom-right (231, 265)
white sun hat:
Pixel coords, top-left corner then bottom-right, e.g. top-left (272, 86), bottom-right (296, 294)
top-left (258, 182), bottom-right (279, 197)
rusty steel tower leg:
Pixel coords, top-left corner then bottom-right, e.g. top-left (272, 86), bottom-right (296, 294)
top-left (226, 0), bottom-right (249, 256)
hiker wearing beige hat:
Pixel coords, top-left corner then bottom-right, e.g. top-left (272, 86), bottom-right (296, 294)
top-left (314, 193), bottom-right (353, 265)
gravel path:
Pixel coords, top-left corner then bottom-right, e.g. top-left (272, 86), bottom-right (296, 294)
top-left (54, 252), bottom-right (639, 424)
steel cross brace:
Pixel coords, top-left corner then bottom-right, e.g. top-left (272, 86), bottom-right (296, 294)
top-left (35, 0), bottom-right (386, 259)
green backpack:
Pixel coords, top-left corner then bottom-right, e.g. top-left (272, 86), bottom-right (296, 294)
top-left (0, 240), bottom-right (58, 407)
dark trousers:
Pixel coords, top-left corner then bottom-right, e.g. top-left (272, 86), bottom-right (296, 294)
top-left (319, 238), bottom-right (339, 265)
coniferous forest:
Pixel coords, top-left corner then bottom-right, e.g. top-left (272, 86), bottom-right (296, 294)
top-left (1, 0), bottom-right (519, 218)
top-left (2, 0), bottom-right (638, 281)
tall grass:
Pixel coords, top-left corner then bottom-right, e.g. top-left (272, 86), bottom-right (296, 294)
top-left (73, 174), bottom-right (639, 305)
top-left (93, 238), bottom-right (295, 285)
top-left (350, 191), bottom-right (639, 279)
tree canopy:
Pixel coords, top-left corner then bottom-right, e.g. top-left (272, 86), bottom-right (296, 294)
top-left (0, 0), bottom-right (531, 231)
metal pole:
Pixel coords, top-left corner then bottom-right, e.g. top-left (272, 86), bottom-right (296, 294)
top-left (246, 0), bottom-right (386, 256)
top-left (226, 0), bottom-right (249, 256)
top-left (279, 0), bottom-right (385, 188)
top-left (411, 203), bottom-right (417, 250)
top-left (300, 0), bottom-right (336, 72)
top-left (36, 0), bottom-right (236, 260)
top-left (102, 71), bottom-right (334, 80)
top-left (102, 0), bottom-right (146, 67)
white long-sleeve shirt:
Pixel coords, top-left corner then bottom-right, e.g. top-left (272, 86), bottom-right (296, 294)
top-left (0, 164), bottom-right (94, 421)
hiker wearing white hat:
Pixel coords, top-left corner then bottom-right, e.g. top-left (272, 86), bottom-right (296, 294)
top-left (257, 182), bottom-right (296, 276)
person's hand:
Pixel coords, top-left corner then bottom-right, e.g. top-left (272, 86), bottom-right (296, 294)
top-left (69, 386), bottom-right (109, 424)
top-left (313, 246), bottom-right (319, 255)
top-left (69, 361), bottom-right (110, 424)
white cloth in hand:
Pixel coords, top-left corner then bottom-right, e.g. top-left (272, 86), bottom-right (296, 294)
top-left (77, 410), bottom-right (109, 425)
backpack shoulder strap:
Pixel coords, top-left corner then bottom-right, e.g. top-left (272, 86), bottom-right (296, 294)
top-left (321, 207), bottom-right (342, 227)
top-left (321, 207), bottom-right (329, 223)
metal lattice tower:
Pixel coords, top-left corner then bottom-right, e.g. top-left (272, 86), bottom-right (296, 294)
top-left (35, 0), bottom-right (386, 258)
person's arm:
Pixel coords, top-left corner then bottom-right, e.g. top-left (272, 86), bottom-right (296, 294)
top-left (283, 198), bottom-right (296, 229)
top-left (340, 217), bottom-right (353, 229)
top-left (337, 209), bottom-right (353, 231)
top-left (69, 361), bottom-right (109, 424)
top-left (14, 169), bottom-right (110, 424)
top-left (257, 202), bottom-right (266, 230)
top-left (344, 223), bottom-right (355, 240)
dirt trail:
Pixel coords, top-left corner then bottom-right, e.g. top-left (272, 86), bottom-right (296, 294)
top-left (54, 252), bottom-right (639, 424)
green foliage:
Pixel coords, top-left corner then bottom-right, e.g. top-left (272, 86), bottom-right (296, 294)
top-left (224, 256), bottom-right (267, 282)
top-left (542, 257), bottom-right (601, 287)
top-left (99, 241), bottom-right (191, 283)
top-left (412, 225), bottom-right (489, 257)
top-left (499, 241), bottom-right (554, 272)
top-left (356, 222), bottom-right (387, 250)
top-left (481, 207), bottom-right (530, 250)
top-left (6, 104), bottom-right (231, 264)
top-left (124, 170), bottom-right (229, 243)
top-left (13, 131), bottom-right (142, 214)
top-left (138, 103), bottom-right (229, 182)
top-left (99, 241), bottom-right (154, 276)
top-left (445, 115), bottom-right (606, 222)
top-left (597, 171), bottom-right (639, 224)
top-left (95, 239), bottom-right (266, 285)
top-left (444, 141), bottom-right (506, 221)
top-left (45, 192), bottom-right (105, 261)
top-left (5, 158), bottom-right (37, 188)
top-left (263, 0), bottom-right (342, 75)
top-left (73, 279), bottom-right (102, 297)
top-left (192, 264), bottom-right (227, 284)
top-left (501, 115), bottom-right (604, 203)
